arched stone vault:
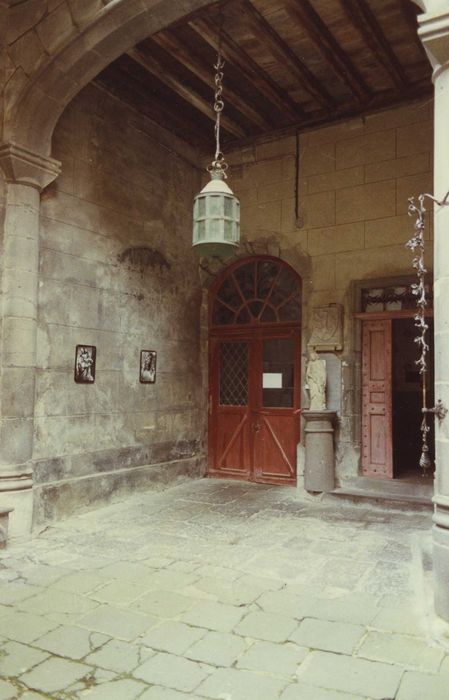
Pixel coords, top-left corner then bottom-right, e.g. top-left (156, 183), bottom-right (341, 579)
top-left (3, 0), bottom-right (219, 159)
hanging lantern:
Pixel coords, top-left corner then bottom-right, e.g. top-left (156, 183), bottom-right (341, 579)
top-left (192, 50), bottom-right (240, 257)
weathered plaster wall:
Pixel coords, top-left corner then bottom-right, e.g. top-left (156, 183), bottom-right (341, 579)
top-left (224, 98), bottom-right (434, 484)
top-left (33, 83), bottom-right (204, 522)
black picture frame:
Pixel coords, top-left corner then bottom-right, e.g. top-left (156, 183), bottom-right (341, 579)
top-left (74, 345), bottom-right (96, 384)
top-left (140, 350), bottom-right (157, 384)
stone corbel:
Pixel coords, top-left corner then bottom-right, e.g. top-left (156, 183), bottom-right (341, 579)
top-left (0, 142), bottom-right (61, 191)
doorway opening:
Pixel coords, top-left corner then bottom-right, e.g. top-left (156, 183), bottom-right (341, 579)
top-left (358, 280), bottom-right (434, 482)
top-left (208, 256), bottom-right (301, 485)
top-left (392, 317), bottom-right (434, 479)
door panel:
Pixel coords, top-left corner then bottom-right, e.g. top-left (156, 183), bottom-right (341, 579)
top-left (209, 338), bottom-right (251, 478)
top-left (253, 335), bottom-right (299, 484)
top-left (253, 413), bottom-right (297, 482)
top-left (362, 320), bottom-right (393, 478)
top-left (215, 413), bottom-right (251, 475)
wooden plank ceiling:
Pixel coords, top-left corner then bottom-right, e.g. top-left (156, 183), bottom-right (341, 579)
top-left (95, 0), bottom-right (431, 151)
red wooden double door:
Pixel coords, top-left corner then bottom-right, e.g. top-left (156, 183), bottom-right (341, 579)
top-left (208, 257), bottom-right (301, 485)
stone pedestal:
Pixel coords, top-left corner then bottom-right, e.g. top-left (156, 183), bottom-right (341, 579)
top-left (303, 410), bottom-right (337, 493)
top-left (418, 2), bottom-right (449, 621)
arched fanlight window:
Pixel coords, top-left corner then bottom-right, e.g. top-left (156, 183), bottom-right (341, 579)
top-left (210, 258), bottom-right (301, 326)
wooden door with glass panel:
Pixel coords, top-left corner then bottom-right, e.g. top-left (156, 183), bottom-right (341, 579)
top-left (208, 257), bottom-right (301, 485)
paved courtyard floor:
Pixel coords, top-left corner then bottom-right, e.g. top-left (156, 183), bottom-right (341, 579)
top-left (0, 478), bottom-right (448, 700)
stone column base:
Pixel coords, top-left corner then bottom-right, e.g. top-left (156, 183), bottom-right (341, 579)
top-left (0, 506), bottom-right (14, 549)
top-left (0, 479), bottom-right (33, 538)
top-left (303, 410), bottom-right (337, 493)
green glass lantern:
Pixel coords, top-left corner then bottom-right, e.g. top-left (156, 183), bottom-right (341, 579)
top-left (193, 165), bottom-right (240, 257)
top-left (192, 52), bottom-right (240, 257)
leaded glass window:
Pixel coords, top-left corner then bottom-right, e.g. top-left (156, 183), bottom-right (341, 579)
top-left (212, 259), bottom-right (301, 326)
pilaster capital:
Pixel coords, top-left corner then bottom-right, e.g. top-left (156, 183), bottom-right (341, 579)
top-left (0, 142), bottom-right (61, 191)
top-left (418, 8), bottom-right (449, 70)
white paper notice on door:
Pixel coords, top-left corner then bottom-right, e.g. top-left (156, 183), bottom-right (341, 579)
top-left (263, 372), bottom-right (283, 388)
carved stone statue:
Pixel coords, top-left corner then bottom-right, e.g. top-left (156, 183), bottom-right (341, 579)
top-left (306, 349), bottom-right (327, 410)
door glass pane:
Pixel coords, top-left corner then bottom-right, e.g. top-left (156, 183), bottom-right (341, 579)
top-left (262, 338), bottom-right (294, 407)
top-left (217, 276), bottom-right (240, 310)
top-left (278, 295), bottom-right (301, 322)
top-left (260, 305), bottom-right (276, 322)
top-left (234, 262), bottom-right (255, 300)
top-left (220, 342), bottom-right (248, 406)
top-left (257, 261), bottom-right (279, 298)
top-left (213, 301), bottom-right (236, 326)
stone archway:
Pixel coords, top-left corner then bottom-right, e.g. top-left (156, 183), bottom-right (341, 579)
top-left (2, 0), bottom-right (219, 158)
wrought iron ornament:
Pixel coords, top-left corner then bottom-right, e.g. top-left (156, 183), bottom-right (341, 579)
top-left (406, 191), bottom-right (449, 475)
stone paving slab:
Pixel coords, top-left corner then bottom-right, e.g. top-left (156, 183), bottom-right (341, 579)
top-left (196, 666), bottom-right (288, 699)
top-left (396, 670), bottom-right (449, 699)
top-left (0, 679), bottom-right (16, 700)
top-left (0, 642), bottom-right (49, 677)
top-left (33, 625), bottom-right (109, 660)
top-left (181, 600), bottom-right (245, 632)
top-left (140, 621), bottom-right (206, 655)
top-left (76, 605), bottom-right (156, 640)
top-left (133, 651), bottom-right (212, 692)
top-left (0, 479), bottom-right (447, 699)
top-left (185, 630), bottom-right (247, 667)
top-left (280, 682), bottom-right (367, 699)
top-left (370, 604), bottom-right (427, 636)
top-left (139, 688), bottom-right (206, 700)
top-left (234, 610), bottom-right (298, 642)
top-left (19, 656), bottom-right (93, 694)
top-left (73, 677), bottom-right (147, 699)
top-left (236, 640), bottom-right (308, 676)
top-left (357, 629), bottom-right (445, 671)
top-left (290, 618), bottom-right (365, 655)
top-left (0, 611), bottom-right (59, 644)
top-left (297, 650), bottom-right (404, 699)
top-left (85, 638), bottom-right (154, 673)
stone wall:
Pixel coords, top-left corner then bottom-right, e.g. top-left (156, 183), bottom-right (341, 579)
top-left (225, 98), bottom-right (434, 483)
top-left (32, 83), bottom-right (205, 522)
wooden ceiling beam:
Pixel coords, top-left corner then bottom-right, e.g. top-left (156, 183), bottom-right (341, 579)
top-left (344, 0), bottom-right (408, 89)
top-left (151, 31), bottom-right (272, 131)
top-left (189, 17), bottom-right (302, 123)
top-left (287, 0), bottom-right (371, 104)
top-left (399, 0), bottom-right (428, 54)
top-left (95, 67), bottom-right (209, 150)
top-left (240, 0), bottom-right (334, 109)
top-left (127, 48), bottom-right (246, 139)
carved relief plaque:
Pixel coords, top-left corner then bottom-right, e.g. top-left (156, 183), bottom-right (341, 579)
top-left (308, 304), bottom-right (343, 351)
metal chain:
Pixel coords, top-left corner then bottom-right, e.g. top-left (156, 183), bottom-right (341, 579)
top-left (406, 190), bottom-right (449, 475)
top-left (214, 52), bottom-right (225, 161)
top-left (208, 50), bottom-right (228, 177)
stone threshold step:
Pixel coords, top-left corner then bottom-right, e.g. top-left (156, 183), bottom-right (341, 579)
top-left (342, 475), bottom-right (433, 497)
top-left (326, 487), bottom-right (432, 510)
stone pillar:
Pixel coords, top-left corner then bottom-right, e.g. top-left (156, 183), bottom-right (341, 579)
top-left (418, 4), bottom-right (449, 620)
top-left (302, 410), bottom-right (337, 493)
top-left (0, 143), bottom-right (60, 537)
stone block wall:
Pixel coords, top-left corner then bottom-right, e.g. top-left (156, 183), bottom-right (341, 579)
top-left (33, 83), bottom-right (205, 522)
top-left (225, 98), bottom-right (434, 482)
